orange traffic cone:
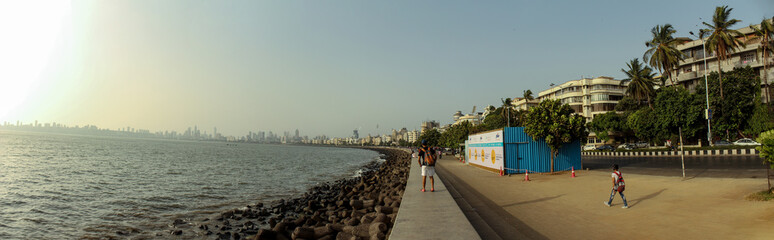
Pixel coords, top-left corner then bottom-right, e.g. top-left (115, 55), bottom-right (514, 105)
top-left (571, 166), bottom-right (576, 178)
top-left (500, 166), bottom-right (504, 176)
top-left (524, 170), bottom-right (530, 181)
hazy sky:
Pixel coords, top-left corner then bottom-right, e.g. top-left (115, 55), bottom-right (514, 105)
top-left (1, 0), bottom-right (772, 137)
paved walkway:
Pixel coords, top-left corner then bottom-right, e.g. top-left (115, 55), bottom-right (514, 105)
top-left (390, 155), bottom-right (481, 240)
top-left (435, 156), bottom-right (774, 240)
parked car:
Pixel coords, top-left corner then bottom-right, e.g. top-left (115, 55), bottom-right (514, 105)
top-left (596, 145), bottom-right (615, 151)
top-left (635, 142), bottom-right (649, 148)
top-left (733, 138), bottom-right (761, 146)
top-left (713, 140), bottom-right (732, 146)
top-left (582, 145), bottom-right (596, 151)
top-left (617, 143), bottom-right (635, 150)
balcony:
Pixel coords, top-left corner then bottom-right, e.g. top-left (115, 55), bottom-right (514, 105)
top-left (734, 59), bottom-right (760, 69)
top-left (677, 71), bottom-right (697, 82)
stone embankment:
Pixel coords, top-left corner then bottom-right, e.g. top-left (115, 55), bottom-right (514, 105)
top-left (167, 147), bottom-right (411, 240)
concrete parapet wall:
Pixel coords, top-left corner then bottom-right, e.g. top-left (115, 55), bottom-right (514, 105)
top-left (582, 148), bottom-right (760, 157)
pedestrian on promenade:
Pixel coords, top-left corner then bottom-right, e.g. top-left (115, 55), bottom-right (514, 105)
top-left (604, 164), bottom-right (628, 208)
top-left (417, 140), bottom-right (436, 192)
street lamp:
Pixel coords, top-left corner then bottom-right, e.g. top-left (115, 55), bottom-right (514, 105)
top-left (689, 29), bottom-right (712, 146)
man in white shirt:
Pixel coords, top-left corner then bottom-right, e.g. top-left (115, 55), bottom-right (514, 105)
top-left (604, 164), bottom-right (628, 209)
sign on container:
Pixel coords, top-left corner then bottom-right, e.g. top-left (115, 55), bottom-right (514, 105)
top-left (466, 130), bottom-right (504, 171)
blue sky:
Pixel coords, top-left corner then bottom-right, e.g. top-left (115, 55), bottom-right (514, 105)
top-left (1, 0), bottom-right (772, 137)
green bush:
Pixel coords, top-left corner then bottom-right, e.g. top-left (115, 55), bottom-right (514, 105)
top-left (756, 130), bottom-right (774, 169)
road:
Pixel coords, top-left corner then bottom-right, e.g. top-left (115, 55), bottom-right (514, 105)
top-left (582, 155), bottom-right (770, 178)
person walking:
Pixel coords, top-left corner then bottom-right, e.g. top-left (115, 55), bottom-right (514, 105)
top-left (417, 140), bottom-right (436, 192)
top-left (604, 164), bottom-right (628, 208)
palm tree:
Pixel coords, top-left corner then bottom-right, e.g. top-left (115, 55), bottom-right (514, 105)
top-left (701, 5), bottom-right (746, 100)
top-left (523, 89), bottom-right (534, 101)
top-left (501, 98), bottom-right (512, 127)
top-left (644, 24), bottom-right (691, 89)
top-left (621, 58), bottom-right (657, 109)
top-left (750, 17), bottom-right (774, 103)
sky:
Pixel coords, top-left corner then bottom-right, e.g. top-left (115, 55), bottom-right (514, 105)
top-left (1, 0), bottom-right (772, 137)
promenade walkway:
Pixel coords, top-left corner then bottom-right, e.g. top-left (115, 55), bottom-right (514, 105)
top-left (390, 155), bottom-right (481, 240)
top-left (435, 156), bottom-right (774, 240)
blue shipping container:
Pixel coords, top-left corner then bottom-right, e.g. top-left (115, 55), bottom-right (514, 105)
top-left (502, 127), bottom-right (581, 174)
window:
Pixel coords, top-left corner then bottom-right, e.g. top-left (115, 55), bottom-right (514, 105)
top-left (684, 66), bottom-right (692, 73)
top-left (591, 94), bottom-right (621, 101)
top-left (570, 105), bottom-right (582, 113)
top-left (561, 96), bottom-right (583, 104)
top-left (741, 52), bottom-right (756, 64)
top-left (682, 49), bottom-right (693, 58)
top-left (591, 84), bottom-right (623, 91)
top-left (591, 103), bottom-right (617, 112)
top-left (695, 50), bottom-right (705, 59)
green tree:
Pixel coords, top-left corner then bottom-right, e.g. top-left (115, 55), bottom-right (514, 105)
top-left (756, 129), bottom-right (774, 192)
top-left (419, 129), bottom-right (441, 147)
top-left (750, 17), bottom-right (774, 103)
top-left (501, 98), bottom-right (513, 127)
top-left (700, 5), bottom-right (746, 100)
top-left (481, 107), bottom-right (506, 130)
top-left (652, 87), bottom-right (707, 142)
top-left (614, 96), bottom-right (645, 112)
top-left (524, 99), bottom-right (588, 172)
top-left (440, 121), bottom-right (472, 149)
top-left (480, 106), bottom-right (527, 130)
top-left (697, 67), bottom-right (760, 140)
top-left (644, 24), bottom-right (692, 87)
top-left (510, 109), bottom-right (528, 127)
top-left (626, 107), bottom-right (666, 143)
top-left (746, 103), bottom-right (774, 136)
top-left (621, 58), bottom-right (657, 108)
top-left (523, 89), bottom-right (534, 100)
top-left (587, 111), bottom-right (630, 143)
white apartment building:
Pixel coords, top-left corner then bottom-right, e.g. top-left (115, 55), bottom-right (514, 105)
top-left (511, 97), bottom-right (539, 111)
top-left (537, 76), bottom-right (628, 122)
top-left (672, 20), bottom-right (773, 101)
top-left (452, 111), bottom-right (482, 126)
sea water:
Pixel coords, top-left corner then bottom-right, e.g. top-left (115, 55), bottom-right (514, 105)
top-left (0, 130), bottom-right (379, 239)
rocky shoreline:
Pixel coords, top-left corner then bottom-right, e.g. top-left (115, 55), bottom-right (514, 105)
top-left (165, 147), bottom-right (411, 240)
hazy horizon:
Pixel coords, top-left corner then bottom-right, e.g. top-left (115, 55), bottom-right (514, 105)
top-left (1, 0), bottom-right (772, 137)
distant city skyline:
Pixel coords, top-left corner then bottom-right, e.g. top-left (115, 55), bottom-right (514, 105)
top-left (1, 1), bottom-right (772, 137)
top-left (0, 119), bottom-right (407, 141)
top-left (0, 119), bottom-right (419, 147)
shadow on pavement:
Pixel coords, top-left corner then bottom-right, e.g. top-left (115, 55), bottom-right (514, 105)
top-left (684, 169), bottom-right (708, 180)
top-left (629, 188), bottom-right (666, 208)
top-left (436, 161), bottom-right (549, 240)
top-left (501, 194), bottom-right (565, 208)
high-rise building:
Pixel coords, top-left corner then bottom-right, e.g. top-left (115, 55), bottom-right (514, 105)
top-left (420, 121), bottom-right (440, 133)
top-left (353, 129), bottom-right (359, 139)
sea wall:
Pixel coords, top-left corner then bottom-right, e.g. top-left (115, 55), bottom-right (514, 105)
top-left (164, 147), bottom-right (411, 240)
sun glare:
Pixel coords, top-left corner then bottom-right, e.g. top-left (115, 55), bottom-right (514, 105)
top-left (0, 1), bottom-right (71, 121)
